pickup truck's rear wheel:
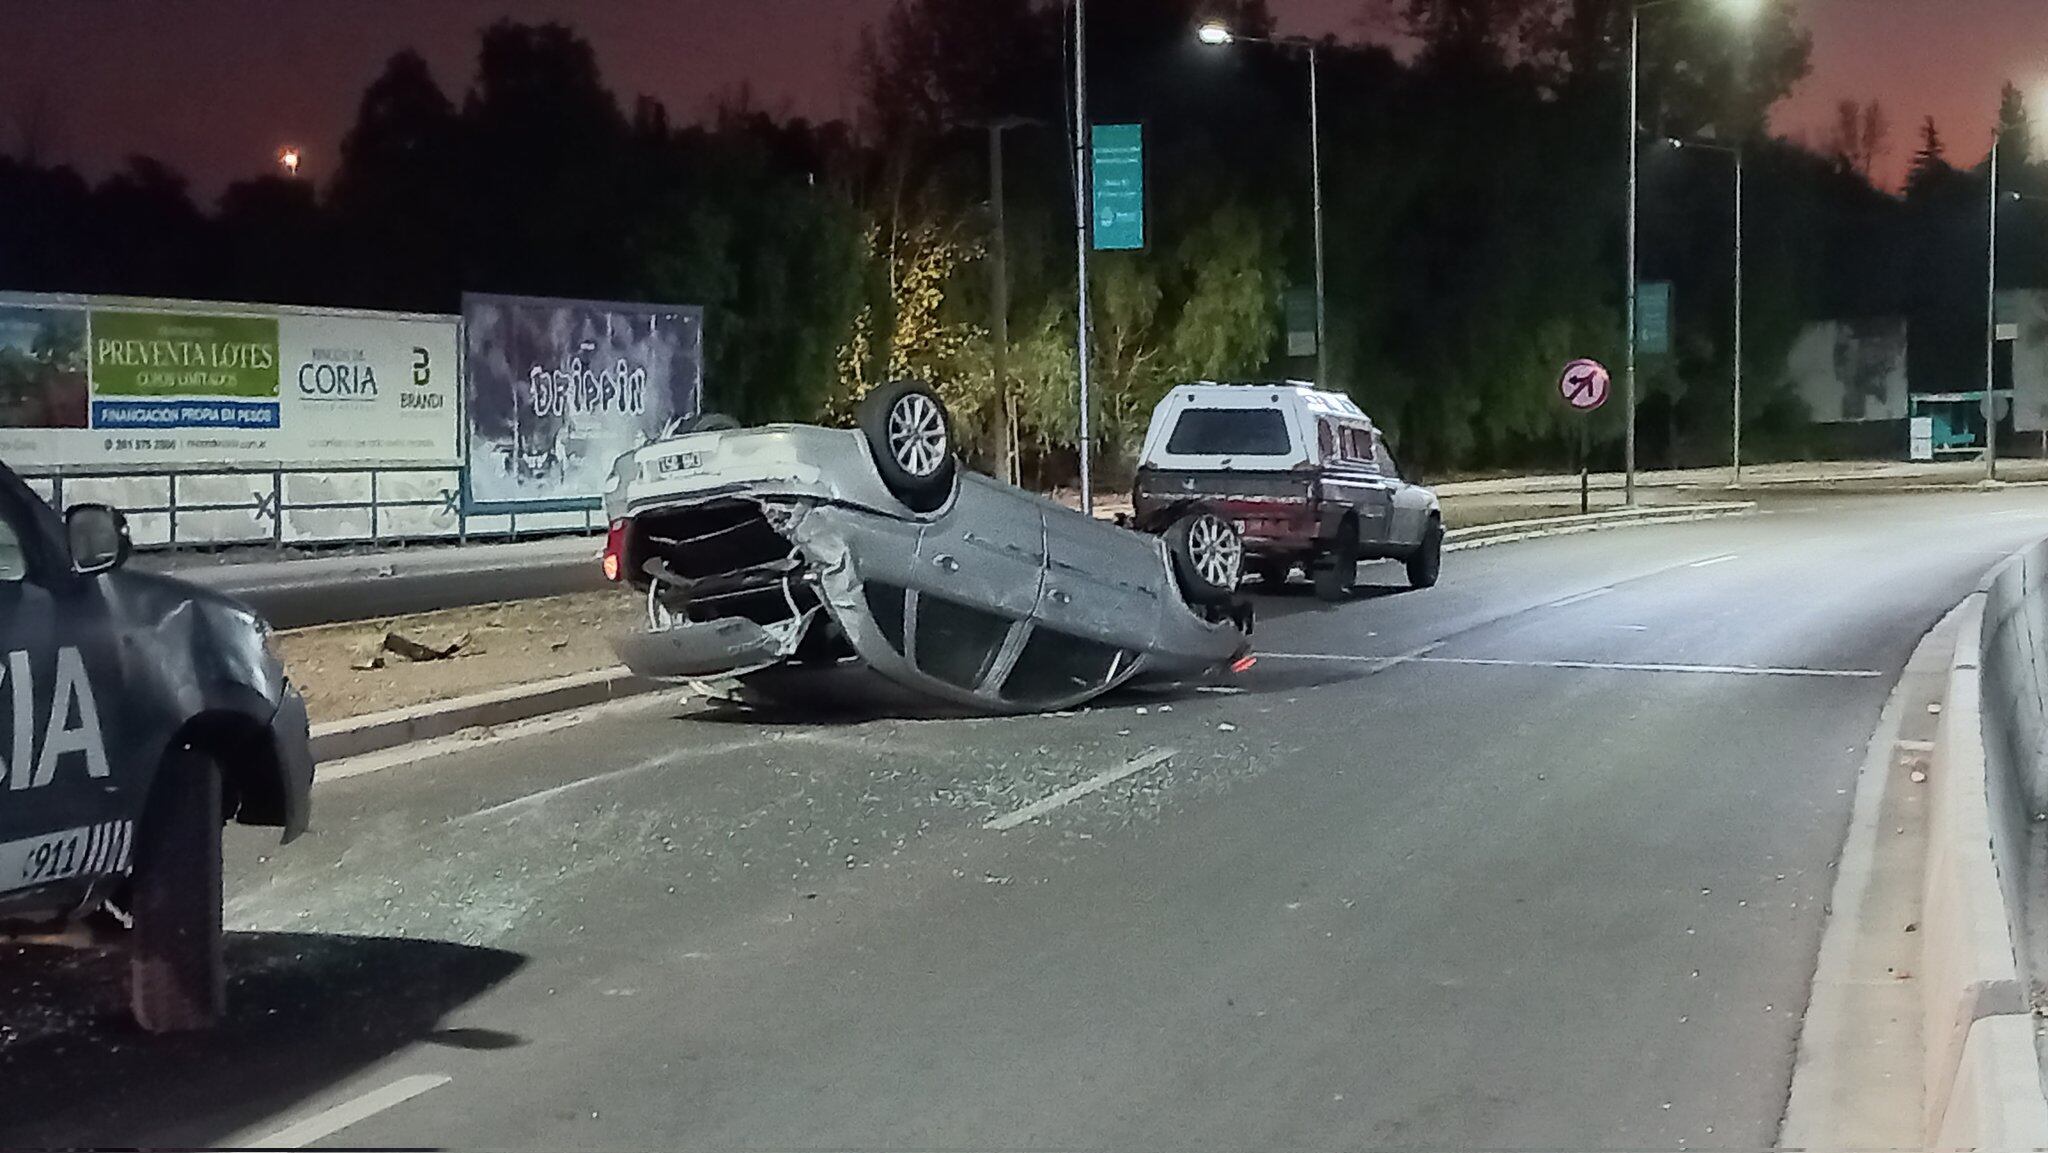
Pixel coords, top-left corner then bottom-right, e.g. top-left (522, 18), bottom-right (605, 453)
top-left (129, 747), bottom-right (225, 1033)
top-left (1406, 518), bottom-right (1443, 589)
top-left (1167, 510), bottom-right (1243, 605)
top-left (858, 380), bottom-right (957, 513)
top-left (1314, 518), bottom-right (1359, 602)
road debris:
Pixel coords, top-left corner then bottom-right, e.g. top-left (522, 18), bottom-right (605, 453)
top-left (384, 630), bottom-right (470, 662)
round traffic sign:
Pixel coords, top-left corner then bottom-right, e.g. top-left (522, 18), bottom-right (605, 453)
top-left (1558, 358), bottom-right (1610, 412)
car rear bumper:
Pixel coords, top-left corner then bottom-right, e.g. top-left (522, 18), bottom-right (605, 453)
top-left (613, 614), bottom-right (809, 681)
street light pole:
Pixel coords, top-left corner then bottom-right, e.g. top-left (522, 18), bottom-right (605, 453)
top-left (1987, 132), bottom-right (2001, 482)
top-left (1072, 0), bottom-right (1094, 514)
top-left (1733, 145), bottom-right (1744, 486)
top-left (1308, 44), bottom-right (1328, 387)
top-left (1625, 5), bottom-right (1641, 506)
top-left (1196, 22), bottom-right (1328, 386)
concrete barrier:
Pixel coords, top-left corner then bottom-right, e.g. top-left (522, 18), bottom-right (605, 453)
top-left (1919, 539), bottom-right (2048, 1147)
top-left (1441, 501), bottom-right (1755, 551)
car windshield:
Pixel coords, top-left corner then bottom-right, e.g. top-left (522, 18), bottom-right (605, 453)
top-left (11, 3), bottom-right (2048, 1152)
top-left (1164, 408), bottom-right (1294, 456)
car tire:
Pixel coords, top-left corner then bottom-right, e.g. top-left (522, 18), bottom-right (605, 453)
top-left (682, 412), bottom-right (742, 434)
top-left (1407, 518), bottom-right (1443, 589)
top-left (857, 380), bottom-right (956, 513)
top-left (1167, 509), bottom-right (1244, 605)
top-left (1314, 517), bottom-right (1360, 602)
top-left (129, 747), bottom-right (225, 1033)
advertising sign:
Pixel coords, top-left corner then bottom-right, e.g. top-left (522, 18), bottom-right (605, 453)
top-left (1636, 281), bottom-right (1672, 356)
top-left (2002, 289), bottom-right (2048, 433)
top-left (1909, 416), bottom-right (1935, 461)
top-left (1092, 123), bottom-right (1145, 251)
top-left (462, 294), bottom-right (703, 511)
top-left (0, 295), bottom-right (460, 470)
top-left (1785, 318), bottom-right (1907, 423)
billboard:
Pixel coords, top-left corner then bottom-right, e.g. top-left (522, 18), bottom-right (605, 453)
top-left (2002, 290), bottom-right (2048, 433)
top-left (1786, 318), bottom-right (1908, 423)
top-left (462, 293), bottom-right (703, 511)
top-left (0, 295), bottom-right (460, 470)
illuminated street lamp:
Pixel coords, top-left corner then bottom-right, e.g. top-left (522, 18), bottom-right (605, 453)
top-left (1625, 0), bottom-right (1761, 503)
top-left (278, 146), bottom-right (301, 178)
top-left (1196, 20), bottom-right (1328, 390)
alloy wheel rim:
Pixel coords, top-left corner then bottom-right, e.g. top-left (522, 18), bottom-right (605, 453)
top-left (887, 393), bottom-right (948, 478)
top-left (1188, 515), bottom-right (1242, 589)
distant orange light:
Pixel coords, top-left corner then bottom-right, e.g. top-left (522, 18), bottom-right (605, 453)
top-left (277, 146), bottom-right (301, 176)
top-left (602, 553), bottom-right (620, 582)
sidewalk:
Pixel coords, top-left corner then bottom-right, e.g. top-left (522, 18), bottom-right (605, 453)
top-left (1438, 458), bottom-right (2048, 497)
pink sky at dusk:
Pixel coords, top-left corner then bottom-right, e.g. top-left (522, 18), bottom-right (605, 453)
top-left (0, 1), bottom-right (2039, 196)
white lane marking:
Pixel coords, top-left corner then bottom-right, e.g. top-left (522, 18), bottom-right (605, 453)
top-left (1611, 624), bottom-right (1649, 632)
top-left (454, 729), bottom-right (855, 823)
top-left (1688, 553), bottom-right (1738, 568)
top-left (986, 748), bottom-right (1177, 831)
top-left (318, 694), bottom-right (679, 784)
top-left (244, 1073), bottom-right (450, 1149)
top-left (459, 746), bottom-right (713, 822)
top-left (1413, 655), bottom-right (1881, 678)
top-left (1259, 652), bottom-right (1881, 679)
top-left (1544, 587), bottom-right (1612, 608)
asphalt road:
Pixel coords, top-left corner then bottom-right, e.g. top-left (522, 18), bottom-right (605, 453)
top-left (7, 491), bottom-right (2048, 1149)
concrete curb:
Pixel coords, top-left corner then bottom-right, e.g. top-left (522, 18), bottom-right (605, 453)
top-left (310, 666), bottom-right (657, 764)
top-left (1781, 597), bottom-right (1964, 1147)
top-left (1442, 501), bottom-right (1756, 551)
top-left (1920, 595), bottom-right (2035, 1140)
top-left (307, 501), bottom-right (1758, 766)
top-left (1912, 545), bottom-right (2048, 1149)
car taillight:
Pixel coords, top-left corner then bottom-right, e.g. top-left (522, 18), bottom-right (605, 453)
top-left (603, 519), bottom-right (627, 582)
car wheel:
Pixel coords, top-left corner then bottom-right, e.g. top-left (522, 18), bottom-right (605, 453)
top-left (857, 380), bottom-right (956, 513)
top-left (1167, 510), bottom-right (1243, 605)
top-left (1314, 517), bottom-right (1359, 602)
top-left (1406, 518), bottom-right (1443, 589)
top-left (129, 747), bottom-right (225, 1033)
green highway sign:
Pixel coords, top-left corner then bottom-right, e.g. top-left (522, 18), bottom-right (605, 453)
top-left (1636, 280), bottom-right (1672, 356)
top-left (1091, 123), bottom-right (1144, 251)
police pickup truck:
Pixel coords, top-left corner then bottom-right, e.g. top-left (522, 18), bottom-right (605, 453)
top-left (0, 462), bottom-right (312, 1032)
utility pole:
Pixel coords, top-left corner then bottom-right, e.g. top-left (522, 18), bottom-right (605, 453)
top-left (1071, 0), bottom-right (1094, 514)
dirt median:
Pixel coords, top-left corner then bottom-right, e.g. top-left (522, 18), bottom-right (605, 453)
top-left (276, 591), bottom-right (639, 723)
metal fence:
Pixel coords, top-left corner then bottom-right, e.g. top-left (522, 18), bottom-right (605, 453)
top-left (23, 468), bottom-right (603, 550)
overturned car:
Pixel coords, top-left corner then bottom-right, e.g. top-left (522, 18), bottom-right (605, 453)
top-left (601, 381), bottom-right (1252, 713)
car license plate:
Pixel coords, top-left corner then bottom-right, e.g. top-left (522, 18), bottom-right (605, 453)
top-left (656, 451), bottom-right (703, 476)
top-left (0, 821), bottom-right (131, 894)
